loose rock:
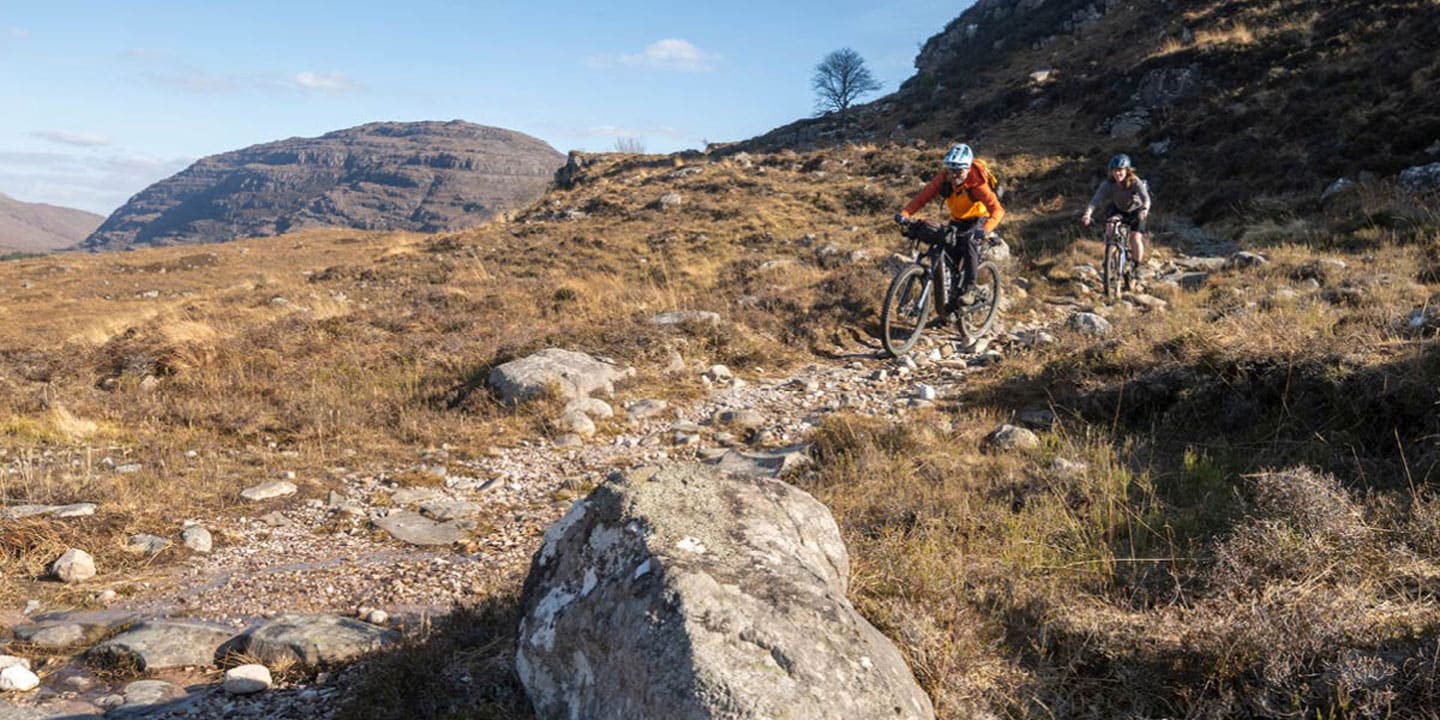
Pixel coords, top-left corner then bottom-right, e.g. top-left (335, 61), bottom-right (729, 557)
top-left (51, 548), bottom-right (96, 583)
top-left (240, 480), bottom-right (298, 501)
top-left (223, 664), bottom-right (273, 695)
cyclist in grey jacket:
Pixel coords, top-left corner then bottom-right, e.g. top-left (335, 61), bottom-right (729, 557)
top-left (1082, 154), bottom-right (1151, 268)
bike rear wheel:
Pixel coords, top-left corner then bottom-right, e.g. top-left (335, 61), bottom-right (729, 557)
top-left (881, 263), bottom-right (932, 357)
top-left (1102, 240), bottom-right (1123, 298)
top-left (958, 261), bottom-right (1001, 342)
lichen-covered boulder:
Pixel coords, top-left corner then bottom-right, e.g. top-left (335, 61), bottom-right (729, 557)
top-left (488, 348), bottom-right (632, 404)
top-left (516, 464), bottom-right (935, 720)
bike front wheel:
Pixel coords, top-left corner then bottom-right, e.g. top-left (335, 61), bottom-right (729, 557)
top-left (881, 263), bottom-right (932, 357)
top-left (958, 261), bottom-right (1002, 342)
top-left (1102, 241), bottom-right (1123, 299)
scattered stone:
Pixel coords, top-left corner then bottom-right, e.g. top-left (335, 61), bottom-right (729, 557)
top-left (1016, 408), bottom-right (1056, 430)
top-left (51, 549), bottom-right (95, 583)
top-left (1178, 271), bottom-right (1210, 290)
top-left (1067, 312), bottom-right (1112, 336)
top-left (373, 510), bottom-right (467, 546)
top-left (488, 348), bottom-right (632, 404)
top-left (563, 397), bottom-right (614, 420)
top-left (114, 463), bottom-right (142, 474)
top-left (240, 480), bottom-right (298, 501)
top-left (223, 664), bottom-right (273, 695)
top-left (419, 499), bottom-right (481, 522)
top-left (1321, 177), bottom-right (1355, 202)
top-left (242, 614), bottom-right (398, 667)
top-left (558, 409), bottom-right (597, 439)
top-left (650, 310), bottom-right (720, 327)
top-left (113, 679), bottom-right (185, 715)
top-left (554, 434), bottom-right (584, 448)
top-left (1126, 292), bottom-right (1168, 311)
top-left (704, 445), bottom-right (813, 479)
top-left (915, 384), bottom-right (938, 401)
top-left (1050, 458), bottom-right (1090, 481)
top-left (713, 409), bottom-right (765, 430)
top-left (705, 364), bottom-right (733, 382)
top-left (1399, 162), bottom-right (1440, 191)
top-left (626, 399), bottom-right (669, 423)
top-left (0, 664), bottom-right (39, 692)
top-left (985, 424), bottom-right (1041, 452)
top-left (90, 620), bottom-right (235, 670)
top-left (517, 465), bottom-right (936, 720)
top-left (656, 192), bottom-right (684, 210)
top-left (181, 526), bottom-right (213, 553)
top-left (124, 534), bottom-right (170, 557)
top-left (1226, 251), bottom-right (1269, 269)
top-left (364, 609), bottom-right (390, 626)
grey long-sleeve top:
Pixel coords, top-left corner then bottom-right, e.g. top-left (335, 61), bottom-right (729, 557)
top-left (1086, 177), bottom-right (1151, 215)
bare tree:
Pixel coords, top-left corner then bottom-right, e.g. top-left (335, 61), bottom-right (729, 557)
top-left (614, 136), bottom-right (646, 153)
top-left (812, 48), bottom-right (883, 124)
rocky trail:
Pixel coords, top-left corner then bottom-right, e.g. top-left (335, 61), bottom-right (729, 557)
top-left (1, 236), bottom-right (1240, 719)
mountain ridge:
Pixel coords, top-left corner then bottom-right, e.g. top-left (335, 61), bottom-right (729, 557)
top-left (0, 193), bottom-right (104, 254)
top-left (82, 120), bottom-right (566, 252)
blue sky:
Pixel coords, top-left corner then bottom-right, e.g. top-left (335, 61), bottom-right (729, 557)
top-left (1, 1), bottom-right (964, 215)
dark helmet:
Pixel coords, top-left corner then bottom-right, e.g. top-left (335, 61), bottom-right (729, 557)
top-left (1108, 154), bottom-right (1133, 171)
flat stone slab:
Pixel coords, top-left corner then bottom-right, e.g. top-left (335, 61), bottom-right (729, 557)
top-left (241, 614), bottom-right (398, 667)
top-left (0, 503), bottom-right (97, 520)
top-left (90, 620), bottom-right (236, 670)
top-left (705, 445), bottom-right (812, 478)
top-left (650, 310), bottom-right (721, 326)
top-left (372, 510), bottom-right (467, 546)
top-left (11, 622), bottom-right (93, 648)
top-left (109, 679), bottom-right (188, 718)
top-left (240, 480), bottom-right (297, 501)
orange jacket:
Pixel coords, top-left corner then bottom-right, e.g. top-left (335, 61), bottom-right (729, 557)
top-left (900, 164), bottom-right (1005, 233)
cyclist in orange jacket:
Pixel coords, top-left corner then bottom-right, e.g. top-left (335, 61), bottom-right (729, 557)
top-left (894, 143), bottom-right (1005, 308)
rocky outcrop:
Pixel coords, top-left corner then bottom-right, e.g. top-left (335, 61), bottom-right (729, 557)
top-left (81, 121), bottom-right (564, 251)
top-left (516, 464), bottom-right (935, 720)
top-left (0, 193), bottom-right (103, 253)
top-left (488, 348), bottom-right (633, 404)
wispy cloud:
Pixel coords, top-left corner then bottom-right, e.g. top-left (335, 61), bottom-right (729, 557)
top-left (141, 69), bottom-right (243, 94)
top-left (32, 130), bottom-right (113, 148)
top-left (0, 151), bottom-right (192, 215)
top-left (3, 27), bottom-right (27, 39)
top-left (588, 39), bottom-right (719, 72)
top-left (288, 71), bottom-right (363, 94)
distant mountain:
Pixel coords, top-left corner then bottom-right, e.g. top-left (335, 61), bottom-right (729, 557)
top-left (82, 120), bottom-right (566, 252)
top-left (0, 194), bottom-right (104, 254)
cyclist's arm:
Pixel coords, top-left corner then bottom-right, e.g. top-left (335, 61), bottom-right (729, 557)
top-left (899, 172), bottom-right (945, 218)
top-left (971, 181), bottom-right (1005, 233)
top-left (1137, 179), bottom-right (1152, 213)
top-left (1085, 181), bottom-right (1111, 218)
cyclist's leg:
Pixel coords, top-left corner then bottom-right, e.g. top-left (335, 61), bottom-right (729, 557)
top-left (1128, 210), bottom-right (1147, 264)
top-left (951, 219), bottom-right (982, 293)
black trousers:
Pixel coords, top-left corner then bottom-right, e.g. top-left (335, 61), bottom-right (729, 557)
top-left (909, 218), bottom-right (983, 300)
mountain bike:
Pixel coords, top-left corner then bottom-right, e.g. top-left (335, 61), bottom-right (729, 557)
top-left (1102, 215), bottom-right (1134, 298)
top-left (880, 222), bottom-right (1001, 357)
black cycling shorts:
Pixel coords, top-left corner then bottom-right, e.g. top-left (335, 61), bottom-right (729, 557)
top-left (1106, 205), bottom-right (1147, 233)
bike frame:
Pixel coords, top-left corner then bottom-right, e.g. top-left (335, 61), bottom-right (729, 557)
top-left (899, 226), bottom-right (961, 316)
top-left (1105, 216), bottom-right (1130, 269)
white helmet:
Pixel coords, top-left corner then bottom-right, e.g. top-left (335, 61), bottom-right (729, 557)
top-left (943, 143), bottom-right (974, 172)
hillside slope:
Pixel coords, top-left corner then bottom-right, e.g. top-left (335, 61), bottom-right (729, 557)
top-left (81, 120), bottom-right (566, 252)
top-left (736, 0), bottom-right (1440, 222)
top-left (0, 193), bottom-right (103, 254)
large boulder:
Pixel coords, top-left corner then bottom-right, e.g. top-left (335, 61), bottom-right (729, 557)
top-left (488, 348), bottom-right (633, 404)
top-left (516, 464), bottom-right (935, 720)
